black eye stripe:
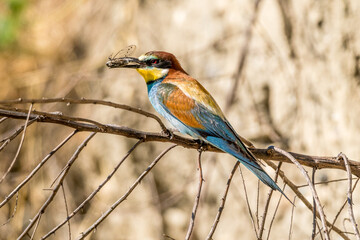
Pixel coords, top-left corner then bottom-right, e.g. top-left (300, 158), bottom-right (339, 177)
top-left (145, 59), bottom-right (172, 68)
top-left (146, 59), bottom-right (160, 65)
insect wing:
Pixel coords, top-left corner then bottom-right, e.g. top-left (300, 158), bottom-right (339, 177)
top-left (111, 45), bottom-right (136, 60)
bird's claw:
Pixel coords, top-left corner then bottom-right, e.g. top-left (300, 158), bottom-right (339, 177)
top-left (195, 139), bottom-right (206, 152)
top-left (163, 128), bottom-right (174, 140)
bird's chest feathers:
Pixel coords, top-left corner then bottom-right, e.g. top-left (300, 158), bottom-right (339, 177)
top-left (137, 68), bottom-right (169, 83)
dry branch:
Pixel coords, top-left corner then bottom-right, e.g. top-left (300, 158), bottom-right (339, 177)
top-left (77, 145), bottom-right (177, 239)
top-left (185, 151), bottom-right (204, 240)
top-left (41, 139), bottom-right (143, 240)
top-left (17, 132), bottom-right (96, 239)
top-left (338, 153), bottom-right (360, 239)
top-left (206, 162), bottom-right (239, 240)
top-left (271, 146), bottom-right (329, 240)
top-left (1, 105), bottom-right (360, 177)
top-left (266, 161), bottom-right (351, 240)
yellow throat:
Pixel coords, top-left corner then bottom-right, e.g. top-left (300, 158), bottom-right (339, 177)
top-left (136, 68), bottom-right (169, 83)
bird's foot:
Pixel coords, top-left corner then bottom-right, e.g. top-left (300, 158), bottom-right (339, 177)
top-left (195, 139), bottom-right (206, 152)
top-left (163, 128), bottom-right (175, 140)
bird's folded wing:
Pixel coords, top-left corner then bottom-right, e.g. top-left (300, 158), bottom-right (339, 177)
top-left (157, 82), bottom-right (261, 169)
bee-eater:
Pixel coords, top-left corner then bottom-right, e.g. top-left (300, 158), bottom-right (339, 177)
top-left (106, 50), bottom-right (289, 201)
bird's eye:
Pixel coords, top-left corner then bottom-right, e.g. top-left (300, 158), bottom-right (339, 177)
top-left (148, 59), bottom-right (159, 65)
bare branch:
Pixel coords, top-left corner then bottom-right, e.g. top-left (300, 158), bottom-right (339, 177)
top-left (288, 196), bottom-right (296, 240)
top-left (0, 104), bottom-right (33, 184)
top-left (0, 97), bottom-right (168, 132)
top-left (226, 0), bottom-right (262, 109)
top-left (17, 132), bottom-right (96, 239)
top-left (328, 179), bottom-right (359, 235)
top-left (1, 106), bottom-right (360, 178)
top-left (271, 146), bottom-right (329, 240)
top-left (185, 150), bottom-right (204, 240)
top-left (60, 184), bottom-right (72, 240)
top-left (0, 193), bottom-right (18, 227)
top-left (0, 117), bottom-right (7, 124)
top-left (0, 130), bottom-right (78, 208)
top-left (266, 161), bottom-right (350, 240)
top-left (0, 118), bottom-right (37, 152)
top-left (311, 167), bottom-right (317, 240)
top-left (41, 139), bottom-right (143, 239)
top-left (338, 153), bottom-right (360, 239)
top-left (239, 165), bottom-right (259, 238)
top-left (76, 144), bottom-right (177, 240)
top-left (259, 162), bottom-right (282, 239)
top-left (206, 162), bottom-right (239, 240)
top-left (266, 184), bottom-right (286, 240)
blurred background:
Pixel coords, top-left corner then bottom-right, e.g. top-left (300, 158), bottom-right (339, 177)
top-left (1, 0), bottom-right (360, 239)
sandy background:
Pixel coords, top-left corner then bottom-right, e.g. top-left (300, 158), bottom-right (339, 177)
top-left (1, 0), bottom-right (360, 239)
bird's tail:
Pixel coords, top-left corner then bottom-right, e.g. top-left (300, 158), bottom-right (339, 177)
top-left (240, 160), bottom-right (293, 204)
top-left (205, 136), bottom-right (293, 204)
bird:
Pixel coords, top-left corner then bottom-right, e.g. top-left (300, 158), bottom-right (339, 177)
top-left (106, 49), bottom-right (290, 202)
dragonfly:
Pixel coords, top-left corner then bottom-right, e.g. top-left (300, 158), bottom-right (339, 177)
top-left (106, 45), bottom-right (139, 68)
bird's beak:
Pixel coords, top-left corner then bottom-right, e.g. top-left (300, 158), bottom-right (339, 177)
top-left (106, 57), bottom-right (142, 69)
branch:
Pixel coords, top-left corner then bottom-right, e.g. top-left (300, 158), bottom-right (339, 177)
top-left (271, 146), bottom-right (329, 240)
top-left (0, 130), bottom-right (78, 208)
top-left (0, 104), bottom-right (33, 184)
top-left (226, 0), bottom-right (262, 109)
top-left (206, 162), bottom-right (239, 240)
top-left (77, 145), bottom-right (177, 239)
top-left (266, 161), bottom-right (350, 240)
top-left (1, 106), bottom-right (360, 177)
top-left (185, 150), bottom-right (204, 240)
top-left (17, 132), bottom-right (96, 239)
top-left (41, 139), bottom-right (142, 240)
top-left (0, 97), bottom-right (168, 132)
top-left (338, 153), bottom-right (360, 239)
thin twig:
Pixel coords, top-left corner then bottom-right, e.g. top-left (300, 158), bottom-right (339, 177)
top-left (328, 178), bottom-right (359, 235)
top-left (266, 161), bottom-right (349, 240)
top-left (206, 162), bottom-right (239, 239)
top-left (1, 106), bottom-right (360, 177)
top-left (271, 146), bottom-right (329, 240)
top-left (30, 214), bottom-right (42, 240)
top-left (0, 104), bottom-right (33, 184)
top-left (0, 118), bottom-right (37, 152)
top-left (185, 150), bottom-right (204, 240)
top-left (61, 184), bottom-right (72, 240)
top-left (256, 180), bottom-right (260, 231)
top-left (259, 162), bottom-right (282, 239)
top-left (41, 139), bottom-right (143, 239)
top-left (238, 165), bottom-right (259, 238)
top-left (266, 184), bottom-right (286, 240)
top-left (0, 97), bottom-right (168, 132)
top-left (0, 130), bottom-right (78, 208)
top-left (0, 192), bottom-right (18, 227)
top-left (226, 0), bottom-right (262, 109)
top-left (312, 167), bottom-right (317, 240)
top-left (297, 177), bottom-right (358, 188)
top-left (0, 117), bottom-right (7, 124)
top-left (288, 196), bottom-right (296, 240)
top-left (338, 153), bottom-right (360, 239)
top-left (76, 144), bottom-right (177, 240)
top-left (17, 132), bottom-right (96, 240)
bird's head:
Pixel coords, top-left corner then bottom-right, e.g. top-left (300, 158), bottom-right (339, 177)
top-left (106, 51), bottom-right (187, 83)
